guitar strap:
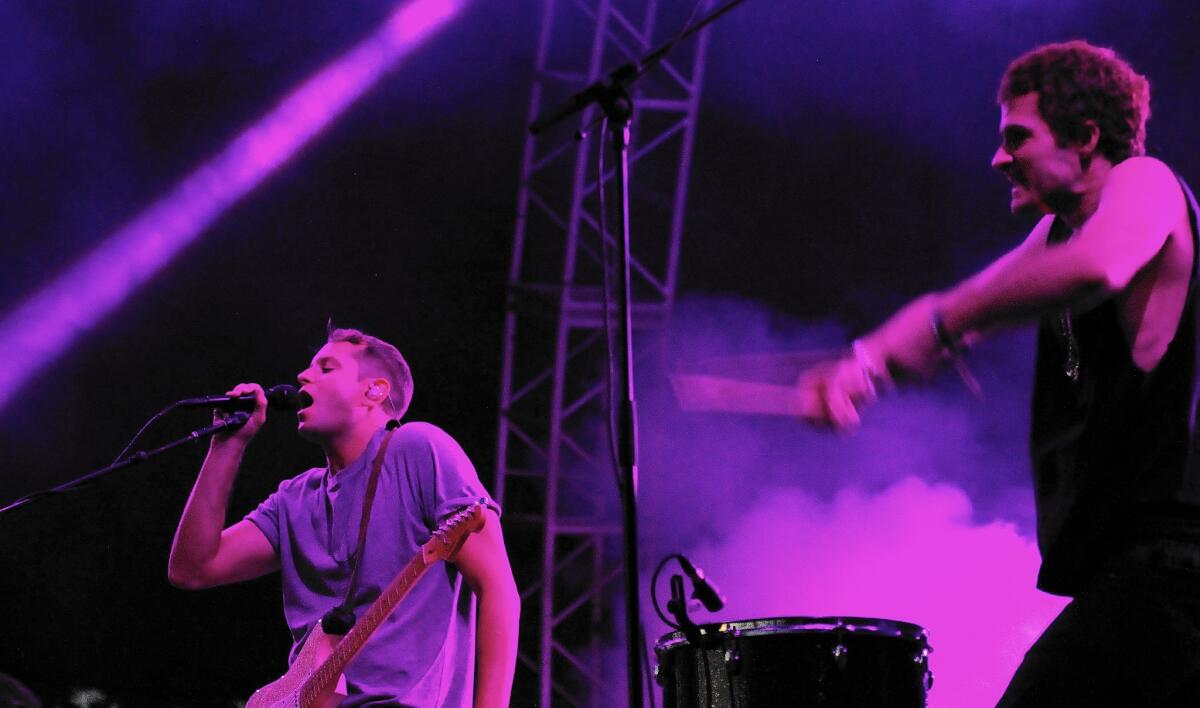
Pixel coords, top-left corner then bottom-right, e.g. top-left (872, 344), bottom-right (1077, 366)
top-left (322, 419), bottom-right (402, 636)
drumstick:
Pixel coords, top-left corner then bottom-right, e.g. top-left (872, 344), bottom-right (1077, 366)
top-left (669, 373), bottom-right (823, 417)
top-left (681, 349), bottom-right (842, 385)
top-left (668, 349), bottom-right (839, 417)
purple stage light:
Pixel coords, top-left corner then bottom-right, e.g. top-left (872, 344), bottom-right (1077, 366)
top-left (0, 0), bottom-right (466, 413)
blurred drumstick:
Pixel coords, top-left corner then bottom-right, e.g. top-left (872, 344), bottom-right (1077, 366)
top-left (670, 373), bottom-right (821, 417)
top-left (678, 349), bottom-right (842, 383)
top-left (668, 349), bottom-right (843, 417)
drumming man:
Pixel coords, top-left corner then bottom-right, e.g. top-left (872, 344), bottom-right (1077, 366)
top-left (168, 327), bottom-right (520, 706)
top-left (798, 41), bottom-right (1200, 703)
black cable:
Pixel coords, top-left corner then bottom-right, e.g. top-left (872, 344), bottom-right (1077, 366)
top-left (651, 553), bottom-right (683, 629)
top-left (640, 621), bottom-right (658, 708)
top-left (597, 115), bottom-right (624, 493)
top-left (679, 0), bottom-right (707, 40)
top-left (111, 402), bottom-right (179, 464)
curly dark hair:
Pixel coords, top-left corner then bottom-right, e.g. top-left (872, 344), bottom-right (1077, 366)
top-left (998, 40), bottom-right (1150, 164)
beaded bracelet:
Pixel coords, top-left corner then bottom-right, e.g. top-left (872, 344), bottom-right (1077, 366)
top-left (852, 339), bottom-right (893, 396)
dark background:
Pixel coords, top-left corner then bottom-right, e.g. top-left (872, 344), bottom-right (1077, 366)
top-left (1, 0), bottom-right (1197, 704)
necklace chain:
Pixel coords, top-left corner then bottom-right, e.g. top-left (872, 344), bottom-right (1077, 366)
top-left (1057, 309), bottom-right (1080, 381)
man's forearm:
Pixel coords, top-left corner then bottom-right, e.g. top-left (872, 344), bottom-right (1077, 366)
top-left (167, 440), bottom-right (245, 585)
top-left (860, 239), bottom-right (1112, 383)
top-left (473, 584), bottom-right (520, 708)
top-left (939, 238), bottom-right (1113, 341)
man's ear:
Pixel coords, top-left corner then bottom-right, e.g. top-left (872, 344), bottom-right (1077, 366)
top-left (1077, 119), bottom-right (1101, 161)
top-left (365, 378), bottom-right (390, 403)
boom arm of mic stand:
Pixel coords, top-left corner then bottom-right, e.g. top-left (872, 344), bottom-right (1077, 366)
top-left (0, 412), bottom-right (251, 516)
top-left (527, 0), bottom-right (748, 135)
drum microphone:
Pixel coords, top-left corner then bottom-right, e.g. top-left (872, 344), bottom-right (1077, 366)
top-left (677, 554), bottom-right (727, 612)
top-left (175, 384), bottom-right (304, 412)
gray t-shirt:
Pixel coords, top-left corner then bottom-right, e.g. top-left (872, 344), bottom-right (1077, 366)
top-left (246, 422), bottom-right (499, 707)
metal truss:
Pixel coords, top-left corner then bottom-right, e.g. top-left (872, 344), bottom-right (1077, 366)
top-left (494, 1), bottom-right (713, 705)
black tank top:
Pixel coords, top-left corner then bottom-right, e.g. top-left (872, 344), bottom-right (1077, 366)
top-left (1030, 173), bottom-right (1200, 596)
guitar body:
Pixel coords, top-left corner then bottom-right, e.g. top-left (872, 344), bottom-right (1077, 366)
top-left (244, 502), bottom-right (486, 708)
top-left (245, 622), bottom-right (348, 708)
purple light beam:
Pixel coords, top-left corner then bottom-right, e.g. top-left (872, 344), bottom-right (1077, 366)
top-left (0, 0), bottom-right (466, 412)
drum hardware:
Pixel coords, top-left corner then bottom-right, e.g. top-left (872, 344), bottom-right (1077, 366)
top-left (723, 647), bottom-right (742, 676)
top-left (668, 574), bottom-right (706, 648)
top-left (650, 553), bottom-right (729, 705)
top-left (916, 646), bottom-right (935, 691)
top-left (832, 642), bottom-right (849, 669)
top-left (651, 553), bottom-right (728, 649)
top-left (655, 617), bottom-right (934, 707)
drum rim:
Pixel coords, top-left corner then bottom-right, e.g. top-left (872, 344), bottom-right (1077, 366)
top-left (654, 616), bottom-right (929, 653)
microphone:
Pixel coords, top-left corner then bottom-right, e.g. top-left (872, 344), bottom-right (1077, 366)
top-left (677, 554), bottom-right (727, 612)
top-left (175, 384), bottom-right (304, 412)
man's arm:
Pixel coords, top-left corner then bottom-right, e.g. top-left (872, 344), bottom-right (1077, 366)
top-left (796, 220), bottom-right (1054, 429)
top-left (801, 157), bottom-right (1187, 428)
top-left (938, 157), bottom-right (1185, 342)
top-left (454, 510), bottom-right (520, 708)
top-left (167, 383), bottom-right (279, 589)
top-left (864, 157), bottom-right (1185, 381)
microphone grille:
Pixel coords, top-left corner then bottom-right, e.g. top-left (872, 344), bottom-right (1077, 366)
top-left (265, 384), bottom-right (302, 410)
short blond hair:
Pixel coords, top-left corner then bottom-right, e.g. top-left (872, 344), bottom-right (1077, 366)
top-left (327, 325), bottom-right (413, 418)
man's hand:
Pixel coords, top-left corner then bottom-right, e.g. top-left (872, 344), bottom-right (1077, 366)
top-left (796, 355), bottom-right (878, 432)
top-left (860, 294), bottom-right (947, 382)
top-left (213, 382), bottom-right (268, 446)
top-left (171, 381), bottom-right (279, 590)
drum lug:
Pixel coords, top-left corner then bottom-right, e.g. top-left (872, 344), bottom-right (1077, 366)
top-left (832, 643), bottom-right (848, 669)
top-left (910, 645), bottom-right (934, 693)
top-left (724, 648), bottom-right (742, 675)
top-left (653, 661), bottom-right (664, 686)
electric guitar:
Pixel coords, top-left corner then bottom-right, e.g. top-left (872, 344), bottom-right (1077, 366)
top-left (245, 501), bottom-right (487, 708)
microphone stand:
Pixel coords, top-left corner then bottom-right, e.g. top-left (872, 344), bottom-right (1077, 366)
top-left (666, 574), bottom-right (703, 648)
top-left (529, 2), bottom-right (746, 705)
top-left (0, 412), bottom-right (250, 516)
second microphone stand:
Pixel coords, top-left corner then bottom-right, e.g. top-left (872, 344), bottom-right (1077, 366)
top-left (528, 3), bottom-right (746, 704)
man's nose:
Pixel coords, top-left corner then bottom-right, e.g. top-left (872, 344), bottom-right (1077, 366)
top-left (991, 145), bottom-right (1012, 171)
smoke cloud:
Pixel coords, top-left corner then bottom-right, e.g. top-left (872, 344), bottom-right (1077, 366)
top-left (620, 295), bottom-right (1068, 707)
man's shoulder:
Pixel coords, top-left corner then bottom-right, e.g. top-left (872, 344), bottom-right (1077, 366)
top-left (1100, 156), bottom-right (1189, 229)
top-left (392, 421), bottom-right (460, 448)
top-left (387, 421), bottom-right (475, 471)
top-left (1112, 155), bottom-right (1173, 173)
top-left (1107, 156), bottom-right (1180, 192)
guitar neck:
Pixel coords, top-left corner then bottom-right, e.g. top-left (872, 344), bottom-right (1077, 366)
top-left (292, 502), bottom-right (484, 707)
top-left (304, 552), bottom-right (433, 700)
